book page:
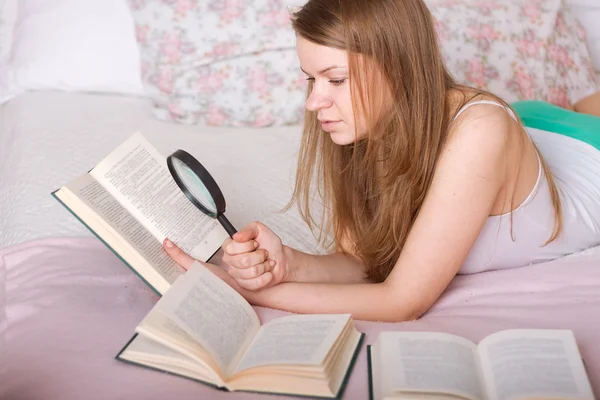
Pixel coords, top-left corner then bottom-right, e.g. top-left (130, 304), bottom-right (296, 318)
top-left (232, 314), bottom-right (351, 374)
top-left (375, 332), bottom-right (486, 400)
top-left (65, 173), bottom-right (184, 286)
top-left (141, 261), bottom-right (261, 377)
top-left (478, 329), bottom-right (594, 400)
top-left (89, 132), bottom-right (229, 261)
top-left (126, 333), bottom-right (196, 359)
top-left (119, 334), bottom-right (221, 384)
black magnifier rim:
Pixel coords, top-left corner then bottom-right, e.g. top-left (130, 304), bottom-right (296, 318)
top-left (166, 149), bottom-right (226, 218)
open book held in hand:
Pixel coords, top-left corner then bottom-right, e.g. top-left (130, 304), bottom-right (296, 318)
top-left (368, 329), bottom-right (594, 400)
top-left (52, 132), bottom-right (229, 295)
top-left (117, 261), bottom-right (365, 398)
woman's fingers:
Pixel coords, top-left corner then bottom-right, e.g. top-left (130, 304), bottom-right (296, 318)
top-left (161, 237), bottom-right (268, 294)
top-left (223, 221), bottom-right (268, 255)
top-left (163, 238), bottom-right (195, 270)
top-left (234, 271), bottom-right (274, 291)
top-left (223, 237), bottom-right (259, 255)
top-left (232, 226), bottom-right (256, 242)
top-left (227, 259), bottom-right (275, 280)
top-left (223, 248), bottom-right (268, 269)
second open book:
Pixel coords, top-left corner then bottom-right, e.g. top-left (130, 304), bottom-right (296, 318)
top-left (368, 329), bottom-right (594, 400)
top-left (117, 261), bottom-right (364, 398)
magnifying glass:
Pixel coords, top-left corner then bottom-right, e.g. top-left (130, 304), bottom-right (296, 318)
top-left (166, 150), bottom-right (237, 237)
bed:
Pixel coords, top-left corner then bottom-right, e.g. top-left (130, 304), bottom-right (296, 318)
top-left (1, 90), bottom-right (600, 400)
top-left (2, 0), bottom-right (600, 399)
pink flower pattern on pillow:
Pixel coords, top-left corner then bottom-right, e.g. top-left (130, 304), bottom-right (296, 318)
top-left (128, 0), bottom-right (306, 127)
top-left (128, 0), bottom-right (598, 127)
top-left (430, 0), bottom-right (597, 109)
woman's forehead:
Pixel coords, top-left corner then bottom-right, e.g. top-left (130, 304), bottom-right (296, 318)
top-left (296, 37), bottom-right (349, 72)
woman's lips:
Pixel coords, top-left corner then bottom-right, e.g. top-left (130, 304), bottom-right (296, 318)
top-left (320, 120), bottom-right (341, 131)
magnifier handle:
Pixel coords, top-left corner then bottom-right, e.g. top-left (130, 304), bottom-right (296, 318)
top-left (217, 214), bottom-right (237, 238)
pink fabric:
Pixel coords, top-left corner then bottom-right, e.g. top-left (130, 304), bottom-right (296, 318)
top-left (1, 238), bottom-right (599, 399)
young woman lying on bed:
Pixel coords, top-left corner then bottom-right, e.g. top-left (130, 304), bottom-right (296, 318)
top-left (163, 0), bottom-right (600, 322)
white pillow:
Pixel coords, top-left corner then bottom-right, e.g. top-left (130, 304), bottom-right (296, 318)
top-left (566, 0), bottom-right (600, 6)
top-left (566, 0), bottom-right (600, 72)
top-left (0, 0), bottom-right (17, 63)
top-left (0, 0), bottom-right (143, 103)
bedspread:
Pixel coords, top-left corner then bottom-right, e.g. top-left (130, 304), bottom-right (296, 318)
top-left (0, 92), bottom-right (319, 254)
top-left (1, 237), bottom-right (599, 399)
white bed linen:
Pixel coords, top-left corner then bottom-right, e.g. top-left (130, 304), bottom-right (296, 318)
top-left (0, 91), bottom-right (321, 253)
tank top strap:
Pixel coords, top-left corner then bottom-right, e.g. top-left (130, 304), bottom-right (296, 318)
top-left (453, 99), bottom-right (518, 122)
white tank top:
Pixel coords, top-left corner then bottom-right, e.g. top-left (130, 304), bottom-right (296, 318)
top-left (455, 100), bottom-right (600, 274)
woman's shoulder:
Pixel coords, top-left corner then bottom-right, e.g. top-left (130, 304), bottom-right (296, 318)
top-left (448, 91), bottom-right (516, 126)
top-left (445, 92), bottom-right (516, 153)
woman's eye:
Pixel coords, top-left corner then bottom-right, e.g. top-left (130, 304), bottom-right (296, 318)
top-left (329, 79), bottom-right (346, 86)
top-left (305, 77), bottom-right (315, 82)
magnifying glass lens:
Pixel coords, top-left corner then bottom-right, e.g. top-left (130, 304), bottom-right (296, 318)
top-left (167, 149), bottom-right (237, 237)
top-left (170, 158), bottom-right (217, 214)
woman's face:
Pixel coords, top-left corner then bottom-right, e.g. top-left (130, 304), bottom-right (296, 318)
top-left (296, 36), bottom-right (369, 145)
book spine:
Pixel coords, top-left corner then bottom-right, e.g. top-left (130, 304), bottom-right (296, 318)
top-left (335, 332), bottom-right (366, 400)
top-left (51, 190), bottom-right (162, 297)
top-left (367, 345), bottom-right (374, 400)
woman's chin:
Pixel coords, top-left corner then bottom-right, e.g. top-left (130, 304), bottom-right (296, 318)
top-left (328, 131), bottom-right (358, 146)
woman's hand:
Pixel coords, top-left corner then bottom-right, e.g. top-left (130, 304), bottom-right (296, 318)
top-left (162, 238), bottom-right (245, 294)
top-left (222, 221), bottom-right (290, 291)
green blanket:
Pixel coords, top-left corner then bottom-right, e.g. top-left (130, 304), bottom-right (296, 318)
top-left (511, 100), bottom-right (600, 150)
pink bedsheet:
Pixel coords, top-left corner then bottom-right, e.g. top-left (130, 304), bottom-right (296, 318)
top-left (1, 238), bottom-right (599, 399)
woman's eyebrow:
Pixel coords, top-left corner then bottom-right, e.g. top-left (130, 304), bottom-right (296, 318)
top-left (300, 65), bottom-right (348, 75)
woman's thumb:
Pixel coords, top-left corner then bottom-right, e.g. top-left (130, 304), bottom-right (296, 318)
top-left (233, 222), bottom-right (261, 242)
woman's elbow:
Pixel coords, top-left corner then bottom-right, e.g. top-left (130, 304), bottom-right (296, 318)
top-left (380, 307), bottom-right (426, 323)
top-left (373, 301), bottom-right (427, 322)
top-left (378, 285), bottom-right (431, 322)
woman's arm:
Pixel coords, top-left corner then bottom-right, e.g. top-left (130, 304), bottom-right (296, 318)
top-left (254, 105), bottom-right (512, 320)
top-left (283, 245), bottom-right (368, 284)
top-left (166, 105), bottom-right (511, 322)
top-left (219, 221), bottom-right (368, 286)
top-left (574, 90), bottom-right (600, 117)
top-left (165, 245), bottom-right (400, 318)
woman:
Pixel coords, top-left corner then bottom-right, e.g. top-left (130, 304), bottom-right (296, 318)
top-left (164, 0), bottom-right (600, 322)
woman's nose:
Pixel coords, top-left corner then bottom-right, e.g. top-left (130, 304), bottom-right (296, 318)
top-left (305, 88), bottom-right (332, 112)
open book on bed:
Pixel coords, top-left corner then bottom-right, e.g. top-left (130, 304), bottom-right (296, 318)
top-left (368, 329), bottom-right (594, 400)
top-left (117, 260), bottom-right (364, 398)
top-left (52, 132), bottom-right (229, 295)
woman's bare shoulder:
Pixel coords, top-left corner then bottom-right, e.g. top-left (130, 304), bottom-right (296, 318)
top-left (447, 98), bottom-right (514, 150)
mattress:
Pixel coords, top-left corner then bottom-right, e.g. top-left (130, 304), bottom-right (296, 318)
top-left (0, 91), bottom-right (320, 253)
top-left (1, 92), bottom-right (600, 399)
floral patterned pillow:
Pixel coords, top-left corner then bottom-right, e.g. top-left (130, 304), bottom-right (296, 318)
top-left (128, 0), bottom-right (307, 127)
top-left (429, 0), bottom-right (598, 108)
top-left (128, 0), bottom-right (598, 127)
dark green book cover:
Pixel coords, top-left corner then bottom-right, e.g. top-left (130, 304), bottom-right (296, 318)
top-left (51, 189), bottom-right (220, 297)
top-left (367, 345), bottom-right (373, 400)
top-left (115, 332), bottom-right (366, 399)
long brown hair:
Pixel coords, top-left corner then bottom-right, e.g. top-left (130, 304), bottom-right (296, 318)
top-left (289, 0), bottom-right (562, 282)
